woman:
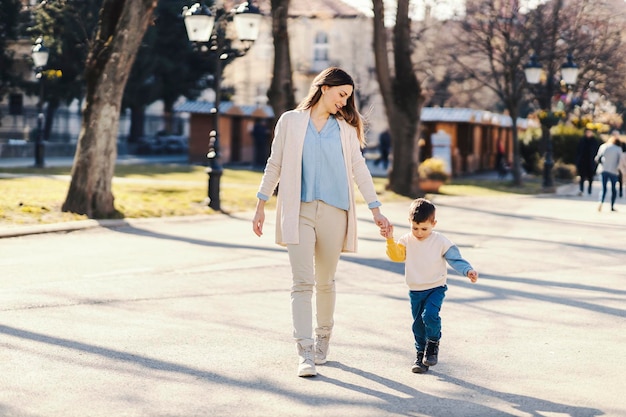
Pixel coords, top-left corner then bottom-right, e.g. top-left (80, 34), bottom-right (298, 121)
top-left (252, 67), bottom-right (390, 377)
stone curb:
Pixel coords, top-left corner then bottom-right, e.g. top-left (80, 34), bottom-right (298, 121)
top-left (0, 214), bottom-right (225, 239)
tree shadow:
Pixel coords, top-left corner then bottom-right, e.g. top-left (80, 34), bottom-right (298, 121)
top-left (434, 197), bottom-right (620, 228)
top-left (107, 222), bottom-right (286, 254)
top-left (341, 253), bottom-right (626, 318)
top-left (321, 361), bottom-right (603, 417)
top-left (433, 371), bottom-right (604, 417)
top-left (0, 321), bottom-right (604, 416)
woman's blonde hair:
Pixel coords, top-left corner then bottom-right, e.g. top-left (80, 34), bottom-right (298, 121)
top-left (296, 67), bottom-right (366, 147)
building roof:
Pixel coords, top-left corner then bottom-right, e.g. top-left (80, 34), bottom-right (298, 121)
top-left (422, 107), bottom-right (482, 123)
top-left (174, 101), bottom-right (274, 117)
top-left (238, 0), bottom-right (364, 18)
top-left (175, 102), bottom-right (529, 127)
top-left (422, 107), bottom-right (529, 128)
top-left (287, 0), bottom-right (364, 18)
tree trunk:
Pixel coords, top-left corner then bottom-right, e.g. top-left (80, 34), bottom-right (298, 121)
top-left (162, 97), bottom-right (177, 135)
top-left (163, 109), bottom-right (174, 135)
top-left (268, 0), bottom-right (296, 128)
top-left (44, 101), bottom-right (57, 142)
top-left (372, 0), bottom-right (423, 197)
top-left (62, 0), bottom-right (157, 218)
top-left (128, 104), bottom-right (145, 143)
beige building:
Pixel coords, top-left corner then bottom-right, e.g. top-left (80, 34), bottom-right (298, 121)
top-left (177, 0), bottom-right (388, 165)
top-left (179, 0), bottom-right (530, 174)
top-left (220, 0), bottom-right (385, 141)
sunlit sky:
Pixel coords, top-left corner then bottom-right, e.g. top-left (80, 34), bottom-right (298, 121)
top-left (340, 0), bottom-right (550, 21)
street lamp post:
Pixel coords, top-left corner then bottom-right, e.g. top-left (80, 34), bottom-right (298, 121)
top-left (183, 1), bottom-right (262, 211)
top-left (31, 37), bottom-right (49, 169)
top-left (524, 53), bottom-right (579, 191)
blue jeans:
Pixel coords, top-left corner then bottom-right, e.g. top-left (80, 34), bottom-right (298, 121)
top-left (409, 285), bottom-right (447, 351)
top-left (600, 171), bottom-right (619, 209)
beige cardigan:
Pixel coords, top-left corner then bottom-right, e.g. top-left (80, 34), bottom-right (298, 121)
top-left (257, 109), bottom-right (380, 253)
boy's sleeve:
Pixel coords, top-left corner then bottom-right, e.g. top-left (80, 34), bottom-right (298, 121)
top-left (386, 238), bottom-right (406, 262)
top-left (444, 245), bottom-right (473, 276)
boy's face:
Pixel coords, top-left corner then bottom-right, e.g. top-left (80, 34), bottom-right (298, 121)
top-left (410, 219), bottom-right (436, 241)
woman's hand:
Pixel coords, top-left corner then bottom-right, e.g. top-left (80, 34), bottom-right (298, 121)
top-left (371, 208), bottom-right (390, 232)
top-left (380, 224), bottom-right (394, 239)
top-left (252, 200), bottom-right (266, 237)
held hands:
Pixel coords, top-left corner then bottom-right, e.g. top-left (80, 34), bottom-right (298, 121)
top-left (380, 224), bottom-right (394, 239)
top-left (372, 211), bottom-right (392, 239)
top-left (467, 270), bottom-right (478, 283)
top-left (372, 211), bottom-right (390, 230)
top-left (372, 210), bottom-right (391, 237)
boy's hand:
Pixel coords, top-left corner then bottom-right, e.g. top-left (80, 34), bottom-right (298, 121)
top-left (467, 270), bottom-right (478, 283)
top-left (380, 224), bottom-right (394, 239)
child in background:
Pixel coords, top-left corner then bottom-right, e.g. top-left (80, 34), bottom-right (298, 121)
top-left (381, 198), bottom-right (478, 373)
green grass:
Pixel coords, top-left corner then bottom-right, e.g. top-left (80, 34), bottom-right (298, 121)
top-left (439, 177), bottom-right (547, 196)
top-left (0, 164), bottom-right (553, 227)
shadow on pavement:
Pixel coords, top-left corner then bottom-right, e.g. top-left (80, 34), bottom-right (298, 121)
top-left (319, 361), bottom-right (602, 417)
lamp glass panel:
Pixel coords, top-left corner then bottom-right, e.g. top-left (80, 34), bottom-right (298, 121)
top-left (561, 67), bottom-right (579, 85)
top-left (32, 50), bottom-right (49, 68)
top-left (184, 14), bottom-right (215, 42)
top-left (524, 67), bottom-right (542, 84)
top-left (233, 12), bottom-right (261, 42)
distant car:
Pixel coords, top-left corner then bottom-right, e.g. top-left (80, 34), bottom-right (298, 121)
top-left (162, 136), bottom-right (188, 154)
top-left (136, 136), bottom-right (165, 154)
top-left (135, 135), bottom-right (187, 154)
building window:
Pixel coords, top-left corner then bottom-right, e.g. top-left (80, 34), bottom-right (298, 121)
top-left (312, 31), bottom-right (329, 73)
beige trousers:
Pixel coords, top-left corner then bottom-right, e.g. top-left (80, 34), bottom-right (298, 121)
top-left (287, 200), bottom-right (347, 346)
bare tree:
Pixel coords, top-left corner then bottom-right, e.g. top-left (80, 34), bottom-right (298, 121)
top-left (372, 0), bottom-right (423, 196)
top-left (553, 0), bottom-right (626, 119)
top-left (455, 0), bottom-right (626, 187)
top-left (267, 0), bottom-right (295, 127)
top-left (62, 0), bottom-right (157, 217)
top-left (452, 0), bottom-right (535, 186)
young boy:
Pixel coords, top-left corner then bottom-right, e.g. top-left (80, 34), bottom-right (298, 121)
top-left (382, 198), bottom-right (478, 373)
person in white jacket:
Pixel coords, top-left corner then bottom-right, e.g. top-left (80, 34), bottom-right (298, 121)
top-left (595, 133), bottom-right (623, 211)
top-left (617, 136), bottom-right (626, 198)
top-left (252, 67), bottom-right (390, 377)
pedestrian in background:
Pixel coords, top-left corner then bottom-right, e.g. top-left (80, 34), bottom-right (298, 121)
top-left (374, 129), bottom-right (391, 170)
top-left (495, 137), bottom-right (508, 178)
top-left (595, 132), bottom-right (623, 212)
top-left (575, 128), bottom-right (600, 196)
top-left (617, 134), bottom-right (626, 198)
top-left (252, 67), bottom-right (391, 377)
top-left (252, 119), bottom-right (270, 169)
top-left (381, 198), bottom-right (478, 374)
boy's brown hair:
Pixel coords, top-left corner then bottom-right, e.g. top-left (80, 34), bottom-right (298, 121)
top-left (409, 198), bottom-right (436, 224)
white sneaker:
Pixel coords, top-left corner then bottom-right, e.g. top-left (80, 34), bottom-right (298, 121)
top-left (297, 344), bottom-right (317, 377)
top-left (314, 334), bottom-right (330, 365)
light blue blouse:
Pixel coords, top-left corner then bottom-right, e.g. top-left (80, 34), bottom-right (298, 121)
top-left (257, 115), bottom-right (382, 211)
top-left (301, 116), bottom-right (350, 210)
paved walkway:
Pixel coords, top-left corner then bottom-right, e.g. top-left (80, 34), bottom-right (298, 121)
top-left (1, 165), bottom-right (625, 416)
top-left (0, 154), bottom-right (188, 168)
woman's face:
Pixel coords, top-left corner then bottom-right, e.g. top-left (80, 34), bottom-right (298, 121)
top-left (320, 84), bottom-right (353, 115)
